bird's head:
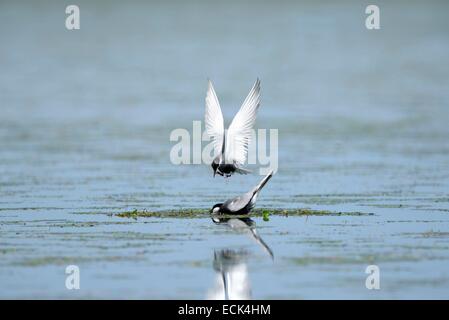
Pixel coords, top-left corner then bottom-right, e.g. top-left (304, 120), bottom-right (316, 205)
top-left (210, 203), bottom-right (223, 214)
top-left (211, 161), bottom-right (219, 177)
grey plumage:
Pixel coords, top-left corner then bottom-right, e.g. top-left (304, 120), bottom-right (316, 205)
top-left (210, 170), bottom-right (274, 215)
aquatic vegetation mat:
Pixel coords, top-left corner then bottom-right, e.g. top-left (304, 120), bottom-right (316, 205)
top-left (116, 208), bottom-right (372, 219)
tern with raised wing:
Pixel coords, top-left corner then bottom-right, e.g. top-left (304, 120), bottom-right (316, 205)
top-left (205, 79), bottom-right (261, 177)
top-left (210, 170), bottom-right (273, 215)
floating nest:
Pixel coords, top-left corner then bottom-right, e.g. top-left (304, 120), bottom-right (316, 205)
top-left (116, 208), bottom-right (371, 219)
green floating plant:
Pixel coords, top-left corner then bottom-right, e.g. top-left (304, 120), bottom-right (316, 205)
top-left (115, 208), bottom-right (372, 219)
top-left (262, 210), bottom-right (270, 221)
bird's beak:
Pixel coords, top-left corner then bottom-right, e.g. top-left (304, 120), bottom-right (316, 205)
top-left (213, 171), bottom-right (216, 178)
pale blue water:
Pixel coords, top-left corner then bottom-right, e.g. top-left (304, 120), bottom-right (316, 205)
top-left (1, 0), bottom-right (449, 299)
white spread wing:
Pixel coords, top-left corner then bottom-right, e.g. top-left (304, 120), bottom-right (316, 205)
top-left (205, 80), bottom-right (224, 157)
top-left (225, 79), bottom-right (261, 165)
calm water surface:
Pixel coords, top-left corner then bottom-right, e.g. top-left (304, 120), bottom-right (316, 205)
top-left (1, 0), bottom-right (449, 298)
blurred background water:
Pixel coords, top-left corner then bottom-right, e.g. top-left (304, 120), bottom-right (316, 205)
top-left (1, 0), bottom-right (449, 299)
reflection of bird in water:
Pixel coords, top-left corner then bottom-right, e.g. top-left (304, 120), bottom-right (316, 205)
top-left (207, 249), bottom-right (251, 300)
top-left (207, 217), bottom-right (274, 300)
top-left (211, 217), bottom-right (274, 260)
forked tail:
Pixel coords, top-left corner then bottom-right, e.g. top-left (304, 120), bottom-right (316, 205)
top-left (235, 166), bottom-right (252, 175)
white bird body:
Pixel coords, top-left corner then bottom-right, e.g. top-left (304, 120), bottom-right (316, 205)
top-left (205, 79), bottom-right (261, 177)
